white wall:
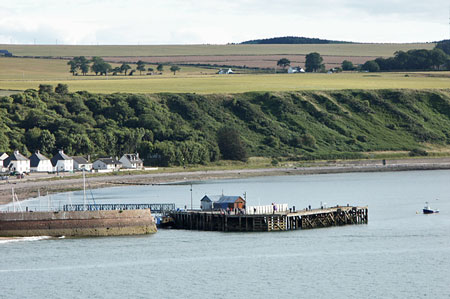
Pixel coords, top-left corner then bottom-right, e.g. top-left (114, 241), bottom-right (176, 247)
top-left (31, 160), bottom-right (53, 172)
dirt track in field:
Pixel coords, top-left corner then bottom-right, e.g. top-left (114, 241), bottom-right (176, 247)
top-left (104, 55), bottom-right (377, 69)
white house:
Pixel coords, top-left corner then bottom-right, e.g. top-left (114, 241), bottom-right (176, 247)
top-left (218, 68), bottom-right (234, 75)
top-left (0, 152), bottom-right (8, 172)
top-left (288, 66), bottom-right (305, 74)
top-left (4, 150), bottom-right (30, 174)
top-left (51, 150), bottom-right (73, 172)
top-left (73, 156), bottom-right (92, 171)
top-left (29, 151), bottom-right (53, 172)
top-left (119, 153), bottom-right (143, 169)
top-left (93, 158), bottom-right (122, 171)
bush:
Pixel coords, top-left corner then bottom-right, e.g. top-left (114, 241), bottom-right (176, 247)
top-left (409, 148), bottom-right (428, 157)
top-left (362, 61), bottom-right (380, 72)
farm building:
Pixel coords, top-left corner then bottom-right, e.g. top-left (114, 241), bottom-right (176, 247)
top-left (218, 68), bottom-right (234, 74)
top-left (73, 156), bottom-right (92, 171)
top-left (288, 66), bottom-right (305, 73)
top-left (93, 158), bottom-right (122, 171)
top-left (4, 151), bottom-right (30, 174)
top-left (29, 151), bottom-right (53, 172)
top-left (51, 150), bottom-right (74, 172)
top-left (119, 153), bottom-right (143, 169)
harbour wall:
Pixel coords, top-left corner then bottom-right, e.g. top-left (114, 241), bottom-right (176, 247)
top-left (0, 209), bottom-right (157, 237)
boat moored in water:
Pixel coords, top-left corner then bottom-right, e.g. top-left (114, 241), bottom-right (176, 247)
top-left (423, 202), bottom-right (439, 214)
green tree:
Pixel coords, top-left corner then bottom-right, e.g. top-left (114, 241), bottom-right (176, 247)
top-left (217, 127), bottom-right (247, 161)
top-left (120, 63), bottom-right (131, 75)
top-left (430, 48), bottom-right (447, 69)
top-left (38, 84), bottom-right (53, 94)
top-left (435, 39), bottom-right (450, 55)
top-left (362, 60), bottom-right (380, 72)
top-left (157, 64), bottom-right (164, 72)
top-left (112, 67), bottom-right (122, 75)
top-left (147, 67), bottom-right (154, 73)
top-left (91, 57), bottom-right (112, 76)
top-left (55, 83), bottom-right (69, 95)
top-left (170, 65), bottom-right (180, 75)
top-left (277, 58), bottom-right (291, 69)
top-left (67, 60), bottom-right (78, 75)
top-left (136, 60), bottom-right (146, 75)
top-left (341, 60), bottom-right (354, 71)
top-left (305, 52), bottom-right (324, 72)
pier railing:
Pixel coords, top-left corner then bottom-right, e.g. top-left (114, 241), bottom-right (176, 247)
top-left (63, 203), bottom-right (175, 213)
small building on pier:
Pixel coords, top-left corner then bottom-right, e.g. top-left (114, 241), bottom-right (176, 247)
top-left (200, 195), bottom-right (246, 211)
top-left (214, 195), bottom-right (246, 210)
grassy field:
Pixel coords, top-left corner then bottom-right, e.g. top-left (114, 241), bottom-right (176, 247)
top-left (1, 72), bottom-right (449, 94)
top-left (0, 43), bottom-right (435, 57)
top-left (0, 57), bottom-right (216, 80)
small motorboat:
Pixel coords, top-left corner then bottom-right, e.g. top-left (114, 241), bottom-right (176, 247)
top-left (423, 202), bottom-right (439, 214)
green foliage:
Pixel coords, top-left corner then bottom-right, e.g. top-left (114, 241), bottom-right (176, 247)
top-left (157, 64), bottom-right (164, 72)
top-left (305, 52), bottom-right (324, 72)
top-left (38, 84), bottom-right (53, 94)
top-left (120, 63), bottom-right (131, 75)
top-left (341, 60), bottom-right (354, 71)
top-left (1, 89), bottom-right (450, 165)
top-left (136, 60), bottom-right (146, 75)
top-left (368, 48), bottom-right (449, 71)
top-left (217, 127), bottom-right (248, 161)
top-left (277, 58), bottom-right (290, 69)
top-left (91, 57), bottom-right (112, 75)
top-left (435, 39), bottom-right (450, 55)
top-left (170, 65), bottom-right (180, 75)
top-left (55, 83), bottom-right (69, 95)
top-left (409, 148), bottom-right (428, 157)
top-left (362, 60), bottom-right (380, 72)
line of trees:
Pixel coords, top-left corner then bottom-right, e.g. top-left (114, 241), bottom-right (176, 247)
top-left (67, 57), bottom-right (180, 76)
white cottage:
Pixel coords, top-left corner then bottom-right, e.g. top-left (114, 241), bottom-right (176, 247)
top-left (73, 156), bottom-right (92, 171)
top-left (51, 150), bottom-right (73, 172)
top-left (119, 153), bottom-right (143, 169)
top-left (29, 151), bottom-right (53, 172)
top-left (0, 152), bottom-right (8, 172)
top-left (93, 158), bottom-right (122, 171)
top-left (4, 150), bottom-right (30, 174)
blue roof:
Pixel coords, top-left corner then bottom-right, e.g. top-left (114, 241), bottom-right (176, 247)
top-left (216, 196), bottom-right (244, 203)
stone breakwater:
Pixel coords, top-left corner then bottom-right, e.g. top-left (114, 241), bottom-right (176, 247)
top-left (0, 209), bottom-right (157, 237)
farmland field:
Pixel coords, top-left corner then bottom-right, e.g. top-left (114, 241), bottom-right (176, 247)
top-left (1, 72), bottom-right (448, 94)
top-left (0, 57), bottom-right (216, 80)
top-left (0, 43), bottom-right (435, 57)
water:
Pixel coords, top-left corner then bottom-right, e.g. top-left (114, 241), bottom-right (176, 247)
top-left (1, 170), bottom-right (450, 298)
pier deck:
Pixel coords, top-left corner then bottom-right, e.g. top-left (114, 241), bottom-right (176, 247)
top-left (169, 206), bottom-right (368, 232)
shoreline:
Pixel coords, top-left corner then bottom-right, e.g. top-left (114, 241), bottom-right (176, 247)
top-left (1, 157), bottom-right (450, 206)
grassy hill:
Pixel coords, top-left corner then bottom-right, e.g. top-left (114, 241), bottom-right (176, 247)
top-left (241, 36), bottom-right (352, 44)
top-left (1, 89), bottom-right (450, 166)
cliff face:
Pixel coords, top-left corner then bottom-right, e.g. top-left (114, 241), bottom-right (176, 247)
top-left (0, 209), bottom-right (157, 237)
top-left (1, 89), bottom-right (450, 164)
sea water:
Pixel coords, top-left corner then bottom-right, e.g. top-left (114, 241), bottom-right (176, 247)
top-left (1, 170), bottom-right (450, 298)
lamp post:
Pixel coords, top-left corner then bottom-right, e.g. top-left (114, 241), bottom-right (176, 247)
top-left (190, 184), bottom-right (193, 210)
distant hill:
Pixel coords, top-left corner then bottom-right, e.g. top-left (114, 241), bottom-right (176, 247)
top-left (241, 36), bottom-right (353, 44)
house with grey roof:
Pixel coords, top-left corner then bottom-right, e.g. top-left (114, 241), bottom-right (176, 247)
top-left (4, 150), bottom-right (30, 174)
top-left (119, 153), bottom-right (143, 169)
top-left (51, 150), bottom-right (73, 172)
top-left (29, 151), bottom-right (53, 172)
top-left (73, 156), bottom-right (92, 171)
top-left (93, 157), bottom-right (122, 172)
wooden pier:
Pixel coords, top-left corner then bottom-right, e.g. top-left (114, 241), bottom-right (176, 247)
top-left (168, 205), bottom-right (368, 232)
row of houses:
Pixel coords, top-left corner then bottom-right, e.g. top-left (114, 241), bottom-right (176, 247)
top-left (0, 150), bottom-right (143, 174)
